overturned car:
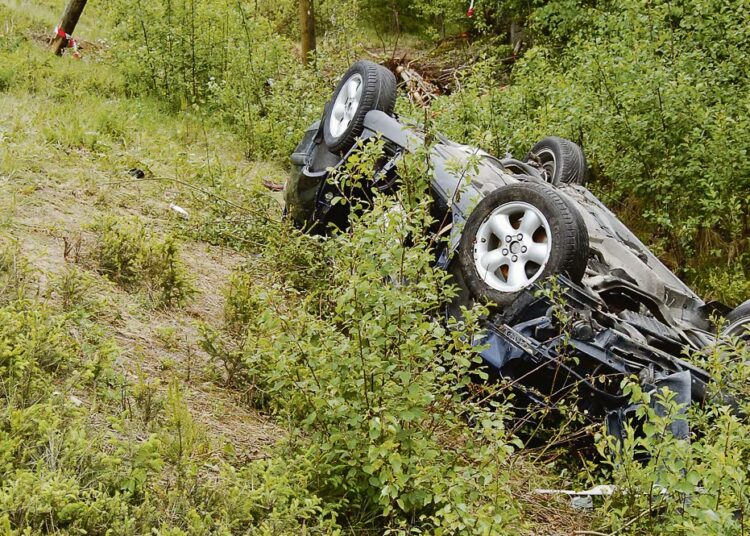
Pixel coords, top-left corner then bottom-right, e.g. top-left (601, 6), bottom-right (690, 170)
top-left (284, 60), bottom-right (750, 432)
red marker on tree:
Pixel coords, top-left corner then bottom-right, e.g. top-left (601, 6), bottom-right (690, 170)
top-left (50, 0), bottom-right (88, 56)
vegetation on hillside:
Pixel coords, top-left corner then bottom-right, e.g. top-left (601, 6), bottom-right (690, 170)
top-left (0, 0), bottom-right (748, 534)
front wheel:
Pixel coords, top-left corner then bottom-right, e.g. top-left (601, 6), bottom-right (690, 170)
top-left (526, 136), bottom-right (588, 186)
top-left (457, 182), bottom-right (589, 306)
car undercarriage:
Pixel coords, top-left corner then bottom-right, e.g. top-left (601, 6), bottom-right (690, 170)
top-left (284, 60), bottom-right (749, 437)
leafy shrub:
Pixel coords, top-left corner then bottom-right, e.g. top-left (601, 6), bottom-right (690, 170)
top-left (0, 298), bottom-right (118, 402)
top-left (88, 215), bottom-right (195, 307)
top-left (53, 265), bottom-right (96, 312)
top-left (199, 221), bottom-right (330, 409)
top-left (592, 343), bottom-right (750, 535)
top-left (49, 265), bottom-right (121, 320)
top-left (200, 159), bottom-right (525, 531)
top-left (359, 0), bottom-right (470, 40)
top-left (105, 0), bottom-right (380, 161)
top-left (89, 215), bottom-right (145, 284)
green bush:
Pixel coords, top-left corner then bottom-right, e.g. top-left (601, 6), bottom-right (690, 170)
top-left (199, 249), bottom-right (327, 395)
top-left (89, 215), bottom-right (195, 307)
top-left (108, 0), bottom-right (334, 159)
top-left (0, 290), bottom-right (346, 534)
top-left (592, 341), bottom-right (750, 534)
top-left (0, 299), bottom-right (128, 535)
top-left (199, 150), bottom-right (525, 531)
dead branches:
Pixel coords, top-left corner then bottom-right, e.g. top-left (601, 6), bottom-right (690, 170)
top-left (396, 65), bottom-right (440, 107)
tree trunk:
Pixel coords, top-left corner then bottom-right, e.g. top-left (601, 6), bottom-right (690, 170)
top-left (51, 0), bottom-right (88, 55)
top-left (299, 0), bottom-right (316, 65)
top-left (436, 13), bottom-right (446, 41)
top-left (510, 20), bottom-right (524, 55)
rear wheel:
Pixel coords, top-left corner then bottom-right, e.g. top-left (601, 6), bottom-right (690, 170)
top-left (527, 137), bottom-right (588, 186)
top-left (323, 60), bottom-right (397, 154)
top-left (458, 182), bottom-right (589, 306)
top-left (723, 299), bottom-right (750, 341)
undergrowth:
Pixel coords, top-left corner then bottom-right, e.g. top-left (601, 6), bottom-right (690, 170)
top-left (87, 215), bottom-right (195, 307)
top-left (202, 187), bottom-right (527, 533)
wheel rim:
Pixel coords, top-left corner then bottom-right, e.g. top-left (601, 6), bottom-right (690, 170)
top-left (724, 317), bottom-right (750, 341)
top-left (536, 149), bottom-right (557, 183)
top-left (473, 202), bottom-right (552, 292)
top-left (329, 73), bottom-right (363, 139)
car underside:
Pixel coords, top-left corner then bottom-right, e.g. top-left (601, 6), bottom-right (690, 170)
top-left (284, 60), bottom-right (749, 437)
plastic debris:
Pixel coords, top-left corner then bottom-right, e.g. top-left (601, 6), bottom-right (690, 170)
top-left (169, 203), bottom-right (190, 220)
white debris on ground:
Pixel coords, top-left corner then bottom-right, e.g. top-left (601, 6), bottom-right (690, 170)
top-left (169, 203), bottom-right (190, 220)
top-left (536, 485), bottom-right (616, 510)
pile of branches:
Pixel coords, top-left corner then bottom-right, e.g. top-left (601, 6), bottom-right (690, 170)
top-left (373, 36), bottom-right (513, 107)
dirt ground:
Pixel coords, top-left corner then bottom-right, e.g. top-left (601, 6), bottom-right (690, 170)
top-left (5, 158), bottom-right (280, 462)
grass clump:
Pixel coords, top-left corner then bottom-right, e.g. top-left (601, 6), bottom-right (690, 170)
top-left (0, 237), bottom-right (31, 305)
top-left (88, 215), bottom-right (195, 307)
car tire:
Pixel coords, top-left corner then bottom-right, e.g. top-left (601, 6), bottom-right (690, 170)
top-left (723, 299), bottom-right (750, 340)
top-left (323, 60), bottom-right (397, 154)
top-left (376, 64), bottom-right (397, 116)
top-left (458, 182), bottom-right (589, 307)
top-left (526, 137), bottom-right (588, 186)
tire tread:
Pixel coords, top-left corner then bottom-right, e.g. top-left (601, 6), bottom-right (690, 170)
top-left (528, 136), bottom-right (588, 185)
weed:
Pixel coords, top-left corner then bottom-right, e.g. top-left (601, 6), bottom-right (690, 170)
top-left (0, 236), bottom-right (31, 303)
top-left (88, 214), bottom-right (195, 307)
top-left (194, 137), bottom-right (526, 531)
